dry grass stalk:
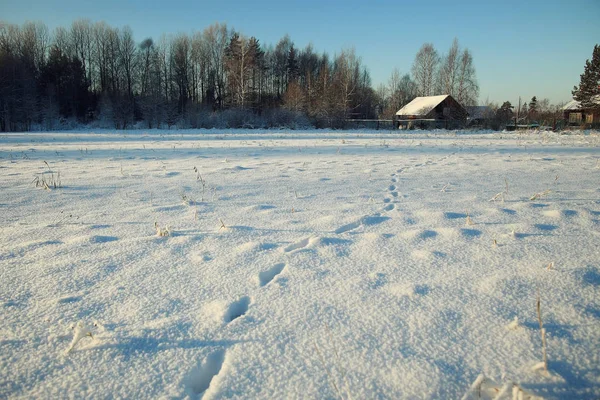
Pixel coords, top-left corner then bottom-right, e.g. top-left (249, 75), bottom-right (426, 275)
top-left (536, 292), bottom-right (549, 373)
top-left (155, 222), bottom-right (170, 237)
top-left (465, 213), bottom-right (475, 226)
top-left (313, 342), bottom-right (342, 399)
top-left (530, 189), bottom-right (551, 201)
top-left (219, 218), bottom-right (226, 230)
top-left (325, 325), bottom-right (353, 400)
top-left (489, 192), bottom-right (504, 202)
top-left (33, 161), bottom-right (61, 190)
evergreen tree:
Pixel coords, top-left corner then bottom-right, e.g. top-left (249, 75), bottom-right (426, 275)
top-left (39, 45), bottom-right (89, 120)
top-left (572, 44), bottom-right (600, 108)
top-left (287, 44), bottom-right (298, 82)
top-left (528, 96), bottom-right (537, 120)
top-left (247, 37), bottom-right (264, 107)
top-left (496, 101), bottom-right (513, 123)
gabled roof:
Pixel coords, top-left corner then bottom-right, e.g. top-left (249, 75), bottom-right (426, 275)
top-left (396, 95), bottom-right (449, 116)
top-left (563, 99), bottom-right (581, 111)
top-left (563, 95), bottom-right (600, 111)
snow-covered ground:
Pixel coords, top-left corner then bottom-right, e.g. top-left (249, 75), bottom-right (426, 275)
top-left (1, 130), bottom-right (599, 399)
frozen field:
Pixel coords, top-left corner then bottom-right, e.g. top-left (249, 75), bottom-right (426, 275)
top-left (1, 130), bottom-right (599, 399)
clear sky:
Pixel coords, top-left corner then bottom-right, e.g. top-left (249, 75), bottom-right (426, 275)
top-left (2, 0), bottom-right (599, 105)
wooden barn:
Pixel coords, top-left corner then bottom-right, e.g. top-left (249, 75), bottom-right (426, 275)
top-left (396, 94), bottom-right (468, 129)
top-left (563, 96), bottom-right (600, 128)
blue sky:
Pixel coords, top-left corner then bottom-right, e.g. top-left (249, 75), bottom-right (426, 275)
top-left (2, 0), bottom-right (599, 105)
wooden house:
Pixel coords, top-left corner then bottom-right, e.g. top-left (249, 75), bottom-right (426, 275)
top-left (563, 96), bottom-right (600, 128)
top-left (395, 95), bottom-right (468, 129)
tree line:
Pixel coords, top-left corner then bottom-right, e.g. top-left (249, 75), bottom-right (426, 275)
top-left (0, 20), bottom-right (487, 131)
top-left (0, 20), bottom-right (382, 131)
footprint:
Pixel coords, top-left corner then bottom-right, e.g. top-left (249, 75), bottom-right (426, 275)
top-left (335, 220), bottom-right (362, 234)
top-left (89, 235), bottom-right (119, 243)
top-left (224, 297), bottom-right (250, 323)
top-left (534, 224), bottom-right (557, 231)
top-left (460, 228), bottom-right (482, 238)
top-left (418, 230), bottom-right (438, 240)
top-left (388, 185), bottom-right (396, 191)
top-left (335, 215), bottom-right (390, 234)
top-left (383, 204), bottom-right (395, 212)
top-left (283, 237), bottom-right (311, 253)
top-left (56, 295), bottom-right (82, 304)
top-left (391, 177), bottom-right (398, 183)
top-left (391, 191), bottom-right (399, 198)
top-left (444, 212), bottom-right (467, 220)
top-left (258, 263), bottom-right (286, 287)
top-left (383, 198), bottom-right (391, 204)
top-left (185, 350), bottom-right (226, 397)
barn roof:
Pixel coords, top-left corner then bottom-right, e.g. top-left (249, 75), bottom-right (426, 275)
top-left (563, 99), bottom-right (581, 111)
top-left (563, 96), bottom-right (600, 110)
top-left (396, 95), bottom-right (450, 116)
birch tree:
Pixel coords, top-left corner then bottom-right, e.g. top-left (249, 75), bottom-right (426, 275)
top-left (412, 43), bottom-right (439, 97)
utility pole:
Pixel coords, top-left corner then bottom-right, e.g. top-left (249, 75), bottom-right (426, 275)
top-left (516, 96), bottom-right (521, 128)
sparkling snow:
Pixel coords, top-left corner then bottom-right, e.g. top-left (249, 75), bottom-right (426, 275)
top-left (1, 130), bottom-right (599, 399)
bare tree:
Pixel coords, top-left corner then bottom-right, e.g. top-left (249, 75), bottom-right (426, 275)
top-left (171, 34), bottom-right (191, 115)
top-left (119, 26), bottom-right (136, 99)
top-left (202, 23), bottom-right (229, 109)
top-left (456, 48), bottom-right (479, 106)
top-left (438, 38), bottom-right (459, 95)
top-left (225, 33), bottom-right (255, 108)
top-left (70, 20), bottom-right (93, 89)
top-left (412, 43), bottom-right (439, 97)
top-left (332, 48), bottom-right (360, 119)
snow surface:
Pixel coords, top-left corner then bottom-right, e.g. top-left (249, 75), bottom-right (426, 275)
top-left (1, 129), bottom-right (600, 399)
top-left (396, 95), bottom-right (449, 116)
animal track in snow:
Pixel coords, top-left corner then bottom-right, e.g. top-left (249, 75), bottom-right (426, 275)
top-left (223, 296), bottom-right (250, 323)
top-left (383, 204), bottom-right (395, 212)
top-left (418, 230), bottom-right (438, 240)
top-left (186, 350), bottom-right (226, 397)
top-left (283, 237), bottom-right (311, 253)
top-left (258, 263), bottom-right (286, 286)
top-left (388, 185), bottom-right (396, 191)
top-left (335, 215), bottom-right (390, 234)
top-left (335, 220), bottom-right (362, 234)
top-left (460, 228), bottom-right (482, 239)
top-left (444, 212), bottom-right (467, 220)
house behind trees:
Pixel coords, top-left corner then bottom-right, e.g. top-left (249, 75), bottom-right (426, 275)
top-left (563, 96), bottom-right (600, 128)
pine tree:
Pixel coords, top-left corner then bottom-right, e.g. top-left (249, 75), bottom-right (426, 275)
top-left (287, 45), bottom-right (298, 83)
top-left (496, 101), bottom-right (513, 123)
top-left (528, 96), bottom-right (537, 120)
top-left (572, 44), bottom-right (600, 108)
top-left (247, 37), bottom-right (264, 107)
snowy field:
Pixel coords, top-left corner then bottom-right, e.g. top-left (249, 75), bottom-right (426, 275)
top-left (1, 130), bottom-right (599, 399)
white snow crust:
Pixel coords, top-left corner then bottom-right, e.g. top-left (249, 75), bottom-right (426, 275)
top-left (1, 129), bottom-right (599, 399)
